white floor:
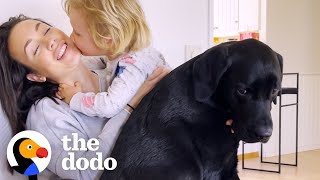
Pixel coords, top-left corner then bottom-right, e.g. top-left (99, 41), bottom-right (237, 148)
top-left (238, 149), bottom-right (320, 180)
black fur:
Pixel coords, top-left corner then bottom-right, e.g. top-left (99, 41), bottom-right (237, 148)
top-left (100, 39), bottom-right (283, 180)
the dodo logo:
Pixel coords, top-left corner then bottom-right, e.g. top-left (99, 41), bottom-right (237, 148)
top-left (7, 130), bottom-right (51, 176)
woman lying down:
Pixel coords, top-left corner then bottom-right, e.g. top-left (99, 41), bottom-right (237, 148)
top-left (0, 15), bottom-right (169, 179)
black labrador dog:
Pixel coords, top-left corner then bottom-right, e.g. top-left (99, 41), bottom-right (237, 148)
top-left (100, 39), bottom-right (283, 180)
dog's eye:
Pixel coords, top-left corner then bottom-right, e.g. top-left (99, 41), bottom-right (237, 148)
top-left (272, 89), bottom-right (280, 96)
top-left (237, 89), bottom-right (248, 95)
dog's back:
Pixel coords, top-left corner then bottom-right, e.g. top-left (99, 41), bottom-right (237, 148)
top-left (100, 39), bottom-right (282, 180)
top-left (100, 50), bottom-right (238, 180)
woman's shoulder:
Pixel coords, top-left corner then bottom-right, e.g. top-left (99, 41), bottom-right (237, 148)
top-left (26, 97), bottom-right (91, 142)
top-left (30, 97), bottom-right (69, 114)
top-left (26, 97), bottom-right (72, 129)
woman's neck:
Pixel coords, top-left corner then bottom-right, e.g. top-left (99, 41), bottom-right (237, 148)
top-left (57, 63), bottom-right (99, 93)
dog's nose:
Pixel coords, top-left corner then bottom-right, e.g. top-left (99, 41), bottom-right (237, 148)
top-left (255, 127), bottom-right (273, 139)
top-left (260, 136), bottom-right (270, 143)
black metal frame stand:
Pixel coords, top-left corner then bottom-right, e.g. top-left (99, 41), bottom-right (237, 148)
top-left (242, 73), bottom-right (299, 173)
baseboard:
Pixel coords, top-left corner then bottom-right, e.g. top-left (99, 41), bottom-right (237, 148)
top-left (263, 144), bottom-right (320, 157)
top-left (238, 151), bottom-right (259, 160)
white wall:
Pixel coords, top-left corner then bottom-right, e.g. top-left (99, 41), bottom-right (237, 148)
top-left (263, 0), bottom-right (320, 157)
top-left (140, 0), bottom-right (209, 68)
top-left (266, 0), bottom-right (320, 73)
top-left (0, 0), bottom-right (71, 34)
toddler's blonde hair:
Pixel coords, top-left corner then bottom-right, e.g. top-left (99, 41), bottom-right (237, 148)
top-left (64, 0), bottom-right (151, 58)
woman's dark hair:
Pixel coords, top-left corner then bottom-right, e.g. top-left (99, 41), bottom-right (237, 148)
top-left (0, 15), bottom-right (58, 135)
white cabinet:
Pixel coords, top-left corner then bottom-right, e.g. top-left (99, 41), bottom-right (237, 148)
top-left (238, 0), bottom-right (260, 32)
top-left (209, 0), bottom-right (265, 45)
top-left (212, 0), bottom-right (239, 37)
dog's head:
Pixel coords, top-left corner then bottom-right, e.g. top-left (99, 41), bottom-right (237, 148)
top-left (193, 39), bottom-right (283, 143)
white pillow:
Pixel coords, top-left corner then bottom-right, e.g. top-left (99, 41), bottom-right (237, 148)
top-left (0, 105), bottom-right (27, 179)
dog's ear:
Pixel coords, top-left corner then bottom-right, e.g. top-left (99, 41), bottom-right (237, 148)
top-left (273, 53), bottom-right (283, 105)
top-left (193, 44), bottom-right (232, 106)
top-left (273, 95), bottom-right (278, 105)
top-left (277, 53), bottom-right (283, 73)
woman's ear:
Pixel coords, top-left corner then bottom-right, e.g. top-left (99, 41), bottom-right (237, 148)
top-left (26, 73), bottom-right (46, 82)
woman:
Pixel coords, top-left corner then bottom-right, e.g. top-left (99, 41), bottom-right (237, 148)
top-left (0, 15), bottom-right (169, 179)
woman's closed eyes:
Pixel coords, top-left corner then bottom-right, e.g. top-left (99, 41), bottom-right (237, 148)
top-left (34, 26), bottom-right (51, 55)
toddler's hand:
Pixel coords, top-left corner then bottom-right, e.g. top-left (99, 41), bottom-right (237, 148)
top-left (56, 82), bottom-right (82, 104)
top-left (226, 119), bottom-right (234, 133)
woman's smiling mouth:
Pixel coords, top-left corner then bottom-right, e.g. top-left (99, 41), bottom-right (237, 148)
top-left (57, 43), bottom-right (67, 60)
